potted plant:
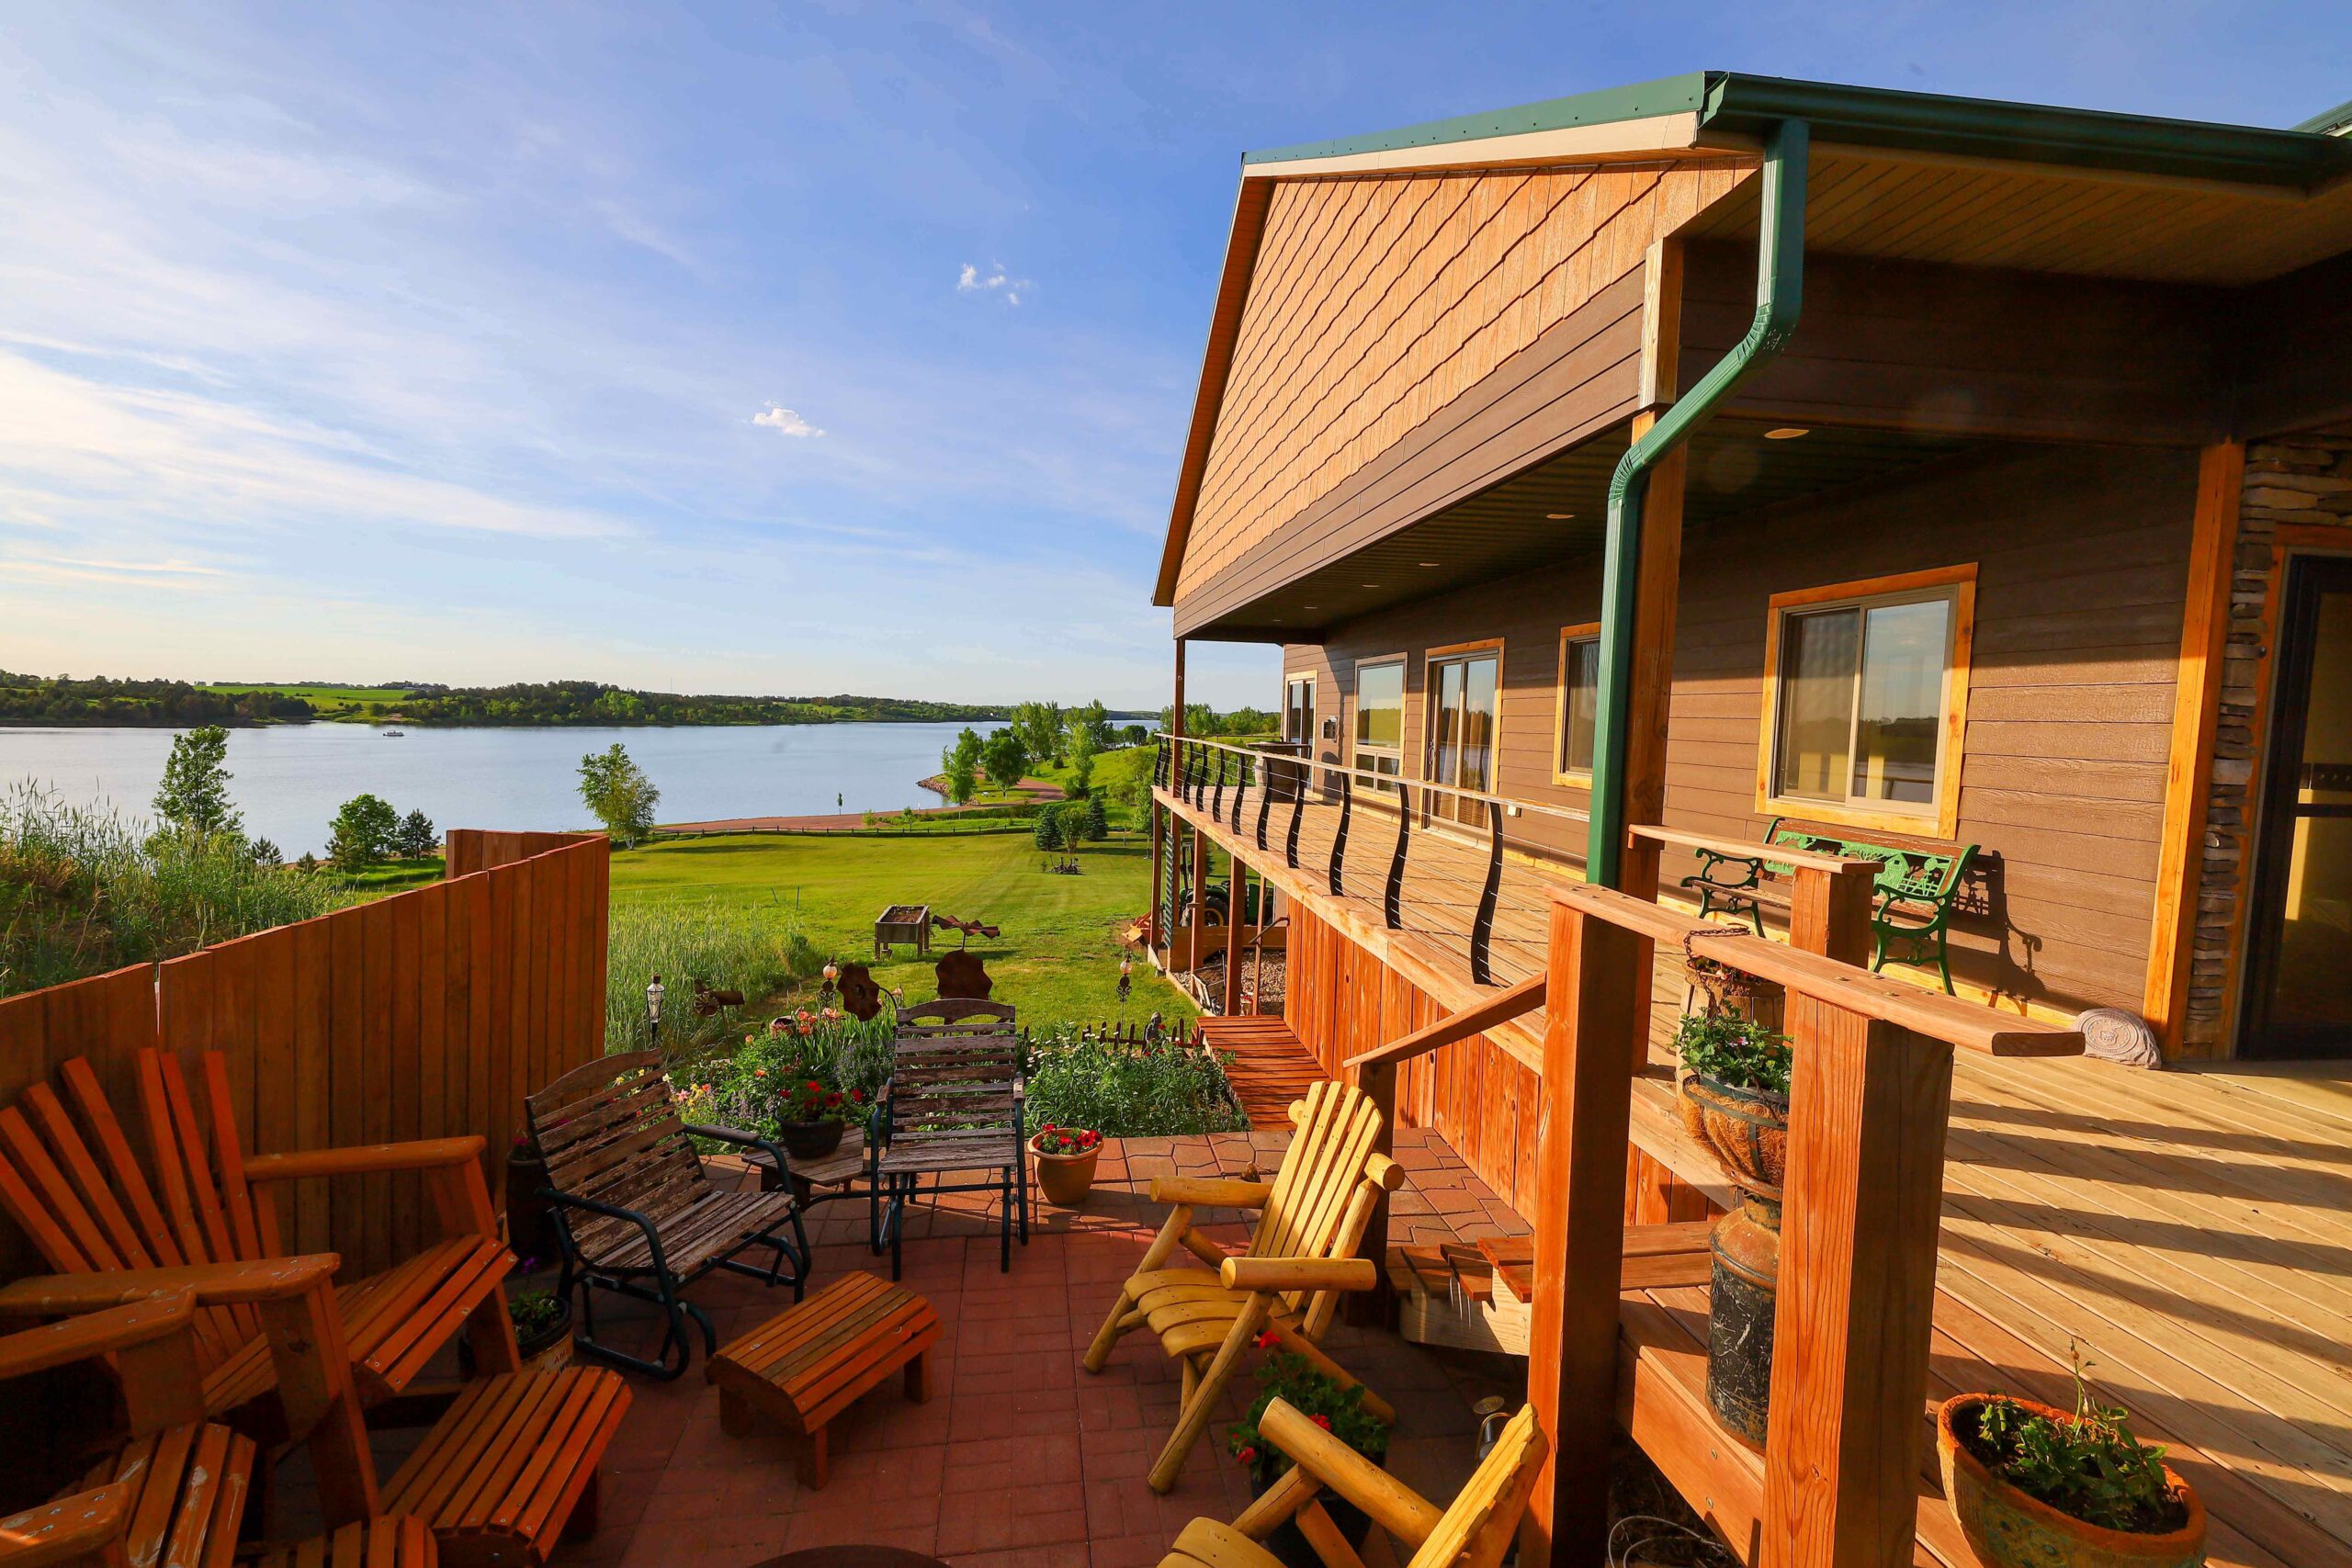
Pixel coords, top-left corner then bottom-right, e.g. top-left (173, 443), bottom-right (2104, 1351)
top-left (1673, 1009), bottom-right (1792, 1192)
top-left (773, 1073), bottom-right (856, 1161)
top-left (509, 1265), bottom-right (572, 1372)
top-left (1227, 1348), bottom-right (1391, 1568)
top-left (1030, 1122), bottom-right (1102, 1206)
top-left (1939, 1351), bottom-right (2206, 1568)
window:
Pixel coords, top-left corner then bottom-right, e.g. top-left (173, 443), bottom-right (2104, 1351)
top-left (1283, 674), bottom-right (1316, 747)
top-left (1553, 623), bottom-right (1600, 784)
top-left (1758, 566), bottom-right (1974, 837)
top-left (1353, 658), bottom-right (1406, 791)
top-left (1424, 640), bottom-right (1502, 828)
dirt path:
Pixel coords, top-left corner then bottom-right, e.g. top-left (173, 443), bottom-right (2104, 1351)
top-left (661, 776), bottom-right (1064, 834)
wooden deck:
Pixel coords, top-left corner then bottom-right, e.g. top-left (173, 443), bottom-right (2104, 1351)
top-left (1159, 784), bottom-right (2352, 1568)
top-left (1194, 1014), bottom-right (1328, 1128)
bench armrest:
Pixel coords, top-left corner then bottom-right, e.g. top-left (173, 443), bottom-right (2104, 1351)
top-left (0, 1294), bottom-right (196, 1380)
top-left (245, 1135), bottom-right (485, 1182)
top-left (1149, 1177), bottom-right (1272, 1209)
top-left (1259, 1397), bottom-right (1443, 1547)
top-left (0, 1256), bottom-right (340, 1314)
top-left (1220, 1257), bottom-right (1377, 1293)
top-left (684, 1122), bottom-right (794, 1178)
top-left (0, 1479), bottom-right (135, 1567)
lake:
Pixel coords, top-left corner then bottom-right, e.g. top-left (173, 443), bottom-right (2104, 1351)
top-left (0, 721), bottom-right (1006, 854)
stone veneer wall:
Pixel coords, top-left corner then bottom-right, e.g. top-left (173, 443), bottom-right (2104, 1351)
top-left (2182, 432), bottom-right (2352, 1052)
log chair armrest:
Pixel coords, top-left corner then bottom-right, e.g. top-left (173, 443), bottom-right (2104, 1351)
top-left (540, 1190), bottom-right (676, 1279)
top-left (0, 1478), bottom-right (135, 1568)
top-left (683, 1122), bottom-right (794, 1181)
top-left (0, 1293), bottom-right (197, 1381)
top-left (1219, 1257), bottom-right (1378, 1294)
top-left (1149, 1176), bottom-right (1273, 1209)
top-left (244, 1135), bottom-right (487, 1182)
top-left (0, 1256), bottom-right (340, 1315)
top-left (1259, 1398), bottom-right (1444, 1548)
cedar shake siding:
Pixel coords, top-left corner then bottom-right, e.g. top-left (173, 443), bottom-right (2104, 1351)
top-left (1281, 441), bottom-right (2199, 1018)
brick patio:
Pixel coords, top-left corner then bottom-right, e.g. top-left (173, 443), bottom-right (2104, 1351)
top-left (538, 1127), bottom-right (1530, 1568)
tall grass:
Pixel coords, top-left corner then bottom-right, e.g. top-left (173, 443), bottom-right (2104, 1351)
top-left (0, 784), bottom-right (352, 997)
top-left (605, 896), bottom-right (820, 1055)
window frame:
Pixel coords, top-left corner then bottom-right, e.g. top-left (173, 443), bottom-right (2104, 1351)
top-left (1421, 637), bottom-right (1506, 823)
top-left (1349, 653), bottom-right (1408, 795)
top-left (1753, 564), bottom-right (1975, 840)
top-left (1282, 672), bottom-right (1317, 748)
top-left (1552, 621), bottom-right (1601, 788)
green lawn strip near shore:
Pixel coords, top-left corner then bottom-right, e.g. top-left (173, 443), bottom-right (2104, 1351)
top-left (609, 829), bottom-right (1192, 1033)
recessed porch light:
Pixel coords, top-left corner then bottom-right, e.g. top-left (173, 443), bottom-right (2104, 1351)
top-left (1765, 426), bottom-right (1810, 440)
top-left (1418, 560), bottom-right (1441, 568)
top-left (1362, 583), bottom-right (1381, 589)
top-left (1545, 512), bottom-right (1575, 520)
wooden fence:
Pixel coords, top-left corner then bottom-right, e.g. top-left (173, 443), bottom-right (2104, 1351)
top-left (0, 832), bottom-right (608, 1282)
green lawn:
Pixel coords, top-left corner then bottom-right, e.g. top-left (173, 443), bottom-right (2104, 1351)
top-left (609, 829), bottom-right (1194, 1030)
top-left (344, 857), bottom-right (446, 896)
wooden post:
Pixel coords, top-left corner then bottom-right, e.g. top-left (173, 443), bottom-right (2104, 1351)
top-left (1189, 823), bottom-right (1211, 982)
top-left (1790, 862), bottom-right (1877, 966)
top-left (1149, 798), bottom-right (1166, 958)
top-left (1620, 242), bottom-right (1686, 904)
top-left (1759, 997), bottom-right (1954, 1568)
top-left (1523, 895), bottom-right (1650, 1567)
top-left (1223, 862), bottom-right (1248, 1015)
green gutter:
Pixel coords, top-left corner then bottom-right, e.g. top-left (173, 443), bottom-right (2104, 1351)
top-left (1586, 117), bottom-right (1808, 890)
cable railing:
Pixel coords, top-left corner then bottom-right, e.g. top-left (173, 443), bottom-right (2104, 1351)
top-left (1152, 733), bottom-right (1590, 987)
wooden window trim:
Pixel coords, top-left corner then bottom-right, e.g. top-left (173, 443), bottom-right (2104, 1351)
top-left (1552, 621), bottom-right (1601, 790)
top-left (1752, 565), bottom-right (1975, 841)
top-left (1348, 652), bottom-right (1409, 789)
top-left (1283, 671), bottom-right (1317, 747)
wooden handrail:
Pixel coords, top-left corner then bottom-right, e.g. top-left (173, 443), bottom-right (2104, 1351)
top-left (1558, 883), bottom-right (2080, 1056)
top-left (1342, 974), bottom-right (1547, 1070)
top-left (1626, 822), bottom-right (1882, 876)
top-left (1159, 733), bottom-right (1593, 829)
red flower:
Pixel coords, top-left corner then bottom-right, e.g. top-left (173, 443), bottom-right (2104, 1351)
top-left (1236, 1446), bottom-right (1256, 1465)
top-left (1079, 1130), bottom-right (1100, 1148)
top-left (849, 1089), bottom-right (864, 1102)
top-left (825, 1092), bottom-right (843, 1109)
top-left (1253, 1329), bottom-right (1280, 1350)
top-left (1043, 1122), bottom-right (1057, 1132)
top-left (1311, 1414), bottom-right (1332, 1431)
top-left (806, 1079), bottom-right (823, 1092)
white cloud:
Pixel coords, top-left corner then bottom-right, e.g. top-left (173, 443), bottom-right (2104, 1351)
top-left (752, 404), bottom-right (823, 437)
top-left (956, 260), bottom-right (1029, 306)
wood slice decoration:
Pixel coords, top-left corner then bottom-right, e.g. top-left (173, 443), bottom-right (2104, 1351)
top-left (835, 963), bottom-right (884, 1021)
top-left (934, 949), bottom-right (993, 999)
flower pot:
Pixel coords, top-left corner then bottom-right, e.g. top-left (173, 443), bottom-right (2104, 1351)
top-left (778, 1119), bottom-right (844, 1162)
top-left (1706, 1192), bottom-right (1781, 1447)
top-left (1680, 1075), bottom-right (1791, 1196)
top-left (1246, 1464), bottom-right (1376, 1568)
top-left (505, 1145), bottom-right (552, 1260)
top-left (1030, 1135), bottom-right (1101, 1207)
top-left (1937, 1395), bottom-right (2207, 1568)
top-left (514, 1295), bottom-right (573, 1374)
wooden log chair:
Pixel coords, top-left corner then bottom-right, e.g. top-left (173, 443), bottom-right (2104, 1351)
top-left (0, 1255), bottom-right (629, 1568)
top-left (866, 999), bottom-right (1028, 1280)
top-left (1083, 1079), bottom-right (1407, 1493)
top-left (525, 1051), bottom-right (809, 1381)
top-left (1157, 1398), bottom-right (1546, 1568)
top-left (0, 1281), bottom-right (436, 1568)
top-left (0, 1050), bottom-right (518, 1430)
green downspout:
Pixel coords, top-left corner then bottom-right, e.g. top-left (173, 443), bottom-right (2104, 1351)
top-left (1586, 116), bottom-right (1810, 887)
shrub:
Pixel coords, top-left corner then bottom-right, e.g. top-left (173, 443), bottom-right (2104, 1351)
top-left (0, 785), bottom-right (352, 997)
top-left (605, 897), bottom-right (819, 1053)
top-left (1023, 1028), bottom-right (1245, 1136)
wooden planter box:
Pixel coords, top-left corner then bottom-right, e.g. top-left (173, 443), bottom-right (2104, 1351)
top-left (874, 903), bottom-right (931, 958)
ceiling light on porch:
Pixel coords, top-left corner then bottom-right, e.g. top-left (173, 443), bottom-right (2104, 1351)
top-left (1362, 582), bottom-right (1381, 589)
top-left (1419, 560), bottom-right (1440, 568)
top-left (1545, 512), bottom-right (1575, 520)
top-left (1765, 426), bottom-right (1810, 440)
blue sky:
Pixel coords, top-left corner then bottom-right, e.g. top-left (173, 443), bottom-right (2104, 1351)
top-left (1, 4), bottom-right (2343, 709)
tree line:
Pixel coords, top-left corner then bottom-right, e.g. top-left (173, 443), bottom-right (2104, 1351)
top-left (0, 671), bottom-right (313, 727)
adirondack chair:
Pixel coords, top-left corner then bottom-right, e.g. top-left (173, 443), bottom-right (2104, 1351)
top-left (1156, 1397), bottom-right (1547, 1568)
top-left (866, 998), bottom-right (1027, 1280)
top-left (1082, 1079), bottom-right (1407, 1492)
top-left (526, 1050), bottom-right (809, 1380)
top-left (0, 1253), bottom-right (629, 1568)
top-left (0, 1049), bottom-right (517, 1426)
top-left (0, 1282), bottom-right (437, 1568)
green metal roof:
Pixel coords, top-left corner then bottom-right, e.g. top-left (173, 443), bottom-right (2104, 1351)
top-left (2296, 96), bottom-right (2352, 138)
top-left (1245, 71), bottom-right (2352, 190)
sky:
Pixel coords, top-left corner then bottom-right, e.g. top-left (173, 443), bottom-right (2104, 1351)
top-left (1, 4), bottom-right (2344, 710)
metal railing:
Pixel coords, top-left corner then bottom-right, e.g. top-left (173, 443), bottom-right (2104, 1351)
top-left (1153, 734), bottom-right (1590, 986)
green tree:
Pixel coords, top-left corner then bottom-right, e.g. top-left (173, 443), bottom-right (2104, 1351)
top-left (394, 808), bottom-right (439, 860)
top-left (1011, 701), bottom-right (1065, 767)
top-left (940, 728), bottom-right (984, 806)
top-left (578, 744), bottom-right (661, 843)
top-left (1080, 792), bottom-right (1110, 842)
top-left (982, 729), bottom-right (1029, 791)
top-left (296, 851), bottom-right (319, 874)
top-left (327, 794), bottom-right (399, 868)
top-left (153, 725), bottom-right (242, 839)
top-left (1033, 807), bottom-right (1063, 851)
top-left (248, 836), bottom-right (282, 867)
top-left (1065, 702), bottom-right (1105, 796)
top-left (1121, 723), bottom-right (1148, 747)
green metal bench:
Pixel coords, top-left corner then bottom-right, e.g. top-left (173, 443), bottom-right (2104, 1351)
top-left (1681, 818), bottom-right (1979, 993)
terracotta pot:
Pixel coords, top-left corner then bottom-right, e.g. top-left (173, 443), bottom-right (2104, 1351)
top-left (779, 1119), bottom-right (844, 1162)
top-left (1680, 1076), bottom-right (1790, 1196)
top-left (514, 1296), bottom-right (573, 1374)
top-left (1937, 1395), bottom-right (2207, 1568)
top-left (1031, 1135), bottom-right (1101, 1206)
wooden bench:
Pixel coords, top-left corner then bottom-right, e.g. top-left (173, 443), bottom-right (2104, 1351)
top-left (381, 1366), bottom-right (630, 1568)
top-left (1676, 818), bottom-right (1980, 992)
top-left (707, 1271), bottom-right (940, 1488)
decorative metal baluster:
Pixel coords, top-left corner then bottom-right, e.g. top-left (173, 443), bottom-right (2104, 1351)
top-left (1469, 797), bottom-right (1504, 985)
top-left (1154, 739), bottom-right (1168, 789)
top-left (1284, 765), bottom-right (1305, 870)
top-left (1385, 781), bottom-right (1411, 930)
top-left (1328, 770), bottom-right (1351, 896)
top-left (1231, 753), bottom-right (1248, 832)
top-left (1210, 749), bottom-right (1225, 821)
top-left (1254, 760), bottom-right (1272, 851)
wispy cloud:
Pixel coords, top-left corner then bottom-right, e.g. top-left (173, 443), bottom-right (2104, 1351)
top-left (956, 261), bottom-right (1030, 306)
top-left (752, 404), bottom-right (823, 437)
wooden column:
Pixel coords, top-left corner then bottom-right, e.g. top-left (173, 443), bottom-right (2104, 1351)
top-left (1621, 240), bottom-right (1686, 904)
top-left (1223, 862), bottom-right (1248, 1015)
top-left (1523, 895), bottom-right (1650, 1567)
top-left (1188, 824), bottom-right (1212, 982)
top-left (1759, 998), bottom-right (1954, 1568)
top-left (1790, 862), bottom-right (1878, 965)
top-left (1148, 798), bottom-right (1166, 959)
top-left (2143, 441), bottom-right (2245, 1057)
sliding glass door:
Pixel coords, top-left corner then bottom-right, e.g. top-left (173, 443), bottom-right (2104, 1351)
top-left (1425, 649), bottom-right (1498, 828)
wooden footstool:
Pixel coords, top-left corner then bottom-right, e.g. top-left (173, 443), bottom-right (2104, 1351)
top-left (708, 1272), bottom-right (940, 1488)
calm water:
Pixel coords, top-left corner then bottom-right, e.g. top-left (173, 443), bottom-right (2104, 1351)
top-left (0, 721), bottom-right (1004, 855)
